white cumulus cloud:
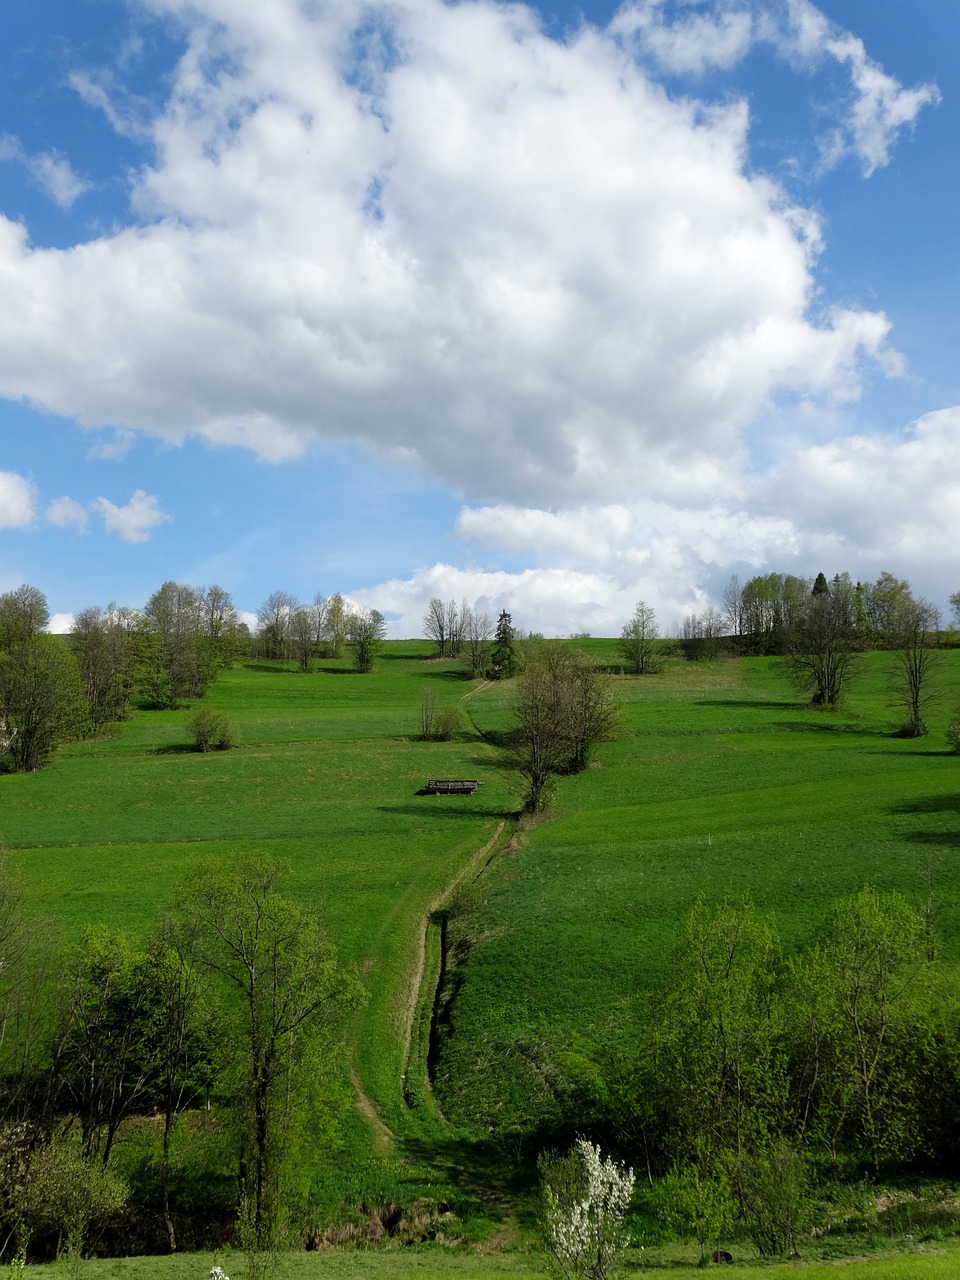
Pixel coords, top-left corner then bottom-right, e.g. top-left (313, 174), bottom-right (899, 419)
top-left (92, 489), bottom-right (172, 543)
top-left (46, 496), bottom-right (90, 531)
top-left (0, 0), bottom-right (907, 509)
top-left (613, 0), bottom-right (939, 176)
top-left (0, 133), bottom-right (89, 208)
top-left (0, 470), bottom-right (37, 529)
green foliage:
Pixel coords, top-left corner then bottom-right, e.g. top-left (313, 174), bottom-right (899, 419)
top-left (347, 609), bottom-right (386, 674)
top-left (510, 654), bottom-right (619, 811)
top-left (176, 857), bottom-right (364, 1247)
top-left (654, 1163), bottom-right (734, 1263)
top-left (946, 713), bottom-right (960, 753)
top-left (787, 887), bottom-right (933, 1170)
top-left (0, 585), bottom-right (49, 651)
top-left (490, 611), bottom-right (517, 679)
top-left (729, 1141), bottom-right (809, 1257)
top-left (19, 1133), bottom-right (127, 1266)
top-left (186, 705), bottom-right (238, 751)
top-left (654, 898), bottom-right (787, 1166)
top-left (618, 602), bottom-right (662, 675)
top-left (0, 636), bottom-right (87, 772)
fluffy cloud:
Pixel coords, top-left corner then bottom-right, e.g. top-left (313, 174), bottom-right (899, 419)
top-left (92, 489), bottom-right (172, 543)
top-left (46, 496), bottom-right (89, 531)
top-left (354, 404), bottom-right (960, 636)
top-left (0, 470), bottom-right (37, 528)
top-left (613, 1), bottom-right (939, 175)
top-left (0, 0), bottom-right (907, 507)
top-left (0, 134), bottom-right (89, 208)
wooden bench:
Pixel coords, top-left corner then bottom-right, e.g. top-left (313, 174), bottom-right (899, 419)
top-left (425, 779), bottom-right (479, 795)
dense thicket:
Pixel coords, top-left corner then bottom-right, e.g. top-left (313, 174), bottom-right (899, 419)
top-left (587, 890), bottom-right (960, 1240)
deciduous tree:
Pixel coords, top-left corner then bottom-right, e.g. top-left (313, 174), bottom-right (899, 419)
top-left (176, 859), bottom-right (361, 1248)
top-left (255, 591), bottom-right (298, 661)
top-left (888, 596), bottom-right (942, 736)
top-left (784, 573), bottom-right (861, 708)
top-left (463, 606), bottom-right (493, 676)
top-left (347, 607), bottom-right (386, 673)
top-left (618, 601), bottom-right (661, 674)
top-left (539, 1139), bottom-right (634, 1280)
top-left (69, 606), bottom-right (137, 730)
top-left (0, 585), bottom-right (49, 651)
top-left (0, 636), bottom-right (86, 772)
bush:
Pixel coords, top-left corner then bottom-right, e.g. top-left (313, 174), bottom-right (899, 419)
top-left (186, 706), bottom-right (238, 752)
top-left (539, 1139), bottom-right (634, 1280)
top-left (435, 706), bottom-right (462, 741)
top-left (947, 715), bottom-right (960, 753)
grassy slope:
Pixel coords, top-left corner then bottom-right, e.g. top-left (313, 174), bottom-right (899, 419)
top-left (6, 640), bottom-right (960, 1268)
top-left (437, 646), bottom-right (960, 1129)
top-left (3, 646), bottom-right (515, 1197)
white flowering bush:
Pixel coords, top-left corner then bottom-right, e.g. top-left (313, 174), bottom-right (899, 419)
top-left (540, 1139), bottom-right (635, 1280)
top-left (209, 1266), bottom-right (230, 1280)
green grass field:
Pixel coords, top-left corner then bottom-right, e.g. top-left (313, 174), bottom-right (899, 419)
top-left (5, 640), bottom-right (960, 1272)
top-left (19, 1243), bottom-right (960, 1280)
top-left (437, 646), bottom-right (960, 1131)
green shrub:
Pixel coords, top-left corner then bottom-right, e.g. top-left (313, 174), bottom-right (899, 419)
top-left (435, 706), bottom-right (462, 741)
top-left (947, 715), bottom-right (960, 753)
top-left (186, 706), bottom-right (238, 752)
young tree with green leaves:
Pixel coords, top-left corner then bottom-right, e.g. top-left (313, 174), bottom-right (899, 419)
top-left (0, 636), bottom-right (86, 772)
top-left (0, 585), bottom-right (49, 651)
top-left (787, 886), bottom-right (932, 1171)
top-left (618, 601), bottom-right (662, 674)
top-left (785, 572), bottom-right (862, 708)
top-left (69, 606), bottom-right (137, 730)
top-left (347, 607), bottom-right (386, 673)
top-left (176, 858), bottom-right (361, 1249)
top-left (48, 927), bottom-right (156, 1167)
top-left (654, 898), bottom-right (787, 1171)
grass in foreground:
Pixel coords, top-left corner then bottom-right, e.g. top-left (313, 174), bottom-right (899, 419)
top-left (24, 1242), bottom-right (960, 1280)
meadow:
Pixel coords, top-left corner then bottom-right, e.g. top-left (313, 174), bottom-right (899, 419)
top-left (439, 645), bottom-right (960, 1133)
top-left (4, 638), bottom-right (960, 1274)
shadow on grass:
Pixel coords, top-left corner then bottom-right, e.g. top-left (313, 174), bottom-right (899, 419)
top-left (396, 1131), bottom-right (542, 1223)
top-left (904, 832), bottom-right (960, 848)
top-left (384, 801), bottom-right (512, 820)
top-left (768, 720), bottom-right (888, 737)
top-left (890, 795), bottom-right (960, 816)
top-left (408, 667), bottom-right (476, 682)
top-left (153, 743), bottom-right (198, 755)
top-left (695, 698), bottom-right (800, 712)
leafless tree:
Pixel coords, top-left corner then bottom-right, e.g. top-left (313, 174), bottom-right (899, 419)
top-left (464, 606), bottom-right (493, 676)
top-left (888, 597), bottom-right (943, 736)
top-left (424, 598), bottom-right (448, 658)
top-left (256, 591), bottom-right (299, 660)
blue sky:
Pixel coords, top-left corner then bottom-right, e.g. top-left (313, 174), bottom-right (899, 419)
top-left (0, 0), bottom-right (958, 635)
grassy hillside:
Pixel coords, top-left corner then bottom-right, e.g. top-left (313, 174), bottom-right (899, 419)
top-left (5, 639), bottom-right (960, 1260)
top-left (437, 646), bottom-right (960, 1134)
top-left (3, 646), bottom-right (514, 1210)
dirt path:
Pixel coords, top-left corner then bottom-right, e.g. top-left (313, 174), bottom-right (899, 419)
top-left (350, 1068), bottom-right (395, 1152)
top-left (401, 820), bottom-right (506, 1084)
